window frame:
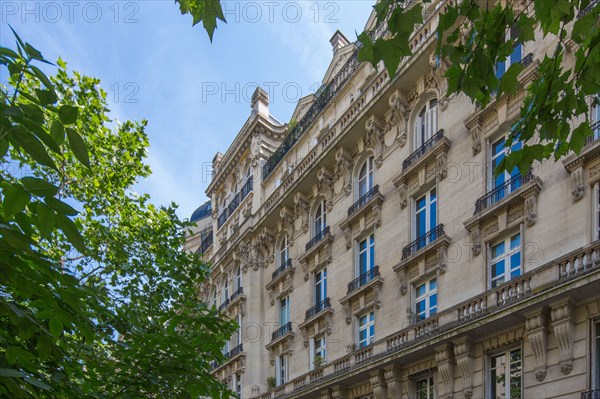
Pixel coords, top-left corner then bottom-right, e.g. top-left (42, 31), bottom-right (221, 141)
top-left (314, 200), bottom-right (327, 236)
top-left (592, 319), bottom-right (600, 392)
top-left (356, 233), bottom-right (375, 277)
top-left (415, 375), bottom-right (436, 399)
top-left (488, 135), bottom-right (523, 193)
top-left (315, 268), bottom-right (327, 305)
top-left (415, 277), bottom-right (438, 321)
top-left (279, 296), bottom-right (290, 326)
top-left (276, 354), bottom-right (289, 386)
top-left (488, 231), bottom-right (522, 289)
top-left (486, 345), bottom-right (523, 399)
top-left (413, 187), bottom-right (438, 245)
top-left (357, 311), bottom-right (375, 348)
top-left (357, 156), bottom-right (374, 198)
top-left (413, 98), bottom-right (438, 150)
top-left (496, 25), bottom-right (522, 79)
top-left (279, 234), bottom-right (290, 267)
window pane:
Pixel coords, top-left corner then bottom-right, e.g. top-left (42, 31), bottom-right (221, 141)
top-left (510, 234), bottom-right (520, 249)
top-left (492, 260), bottom-right (505, 279)
top-left (492, 242), bottom-right (505, 258)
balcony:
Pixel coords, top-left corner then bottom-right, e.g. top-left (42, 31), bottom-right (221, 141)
top-left (582, 389), bottom-right (600, 399)
top-left (402, 224), bottom-right (446, 260)
top-left (272, 258), bottom-right (292, 280)
top-left (348, 186), bottom-right (380, 216)
top-left (299, 298), bottom-right (333, 340)
top-left (210, 344), bottom-right (245, 373)
top-left (218, 298), bottom-right (230, 312)
top-left (403, 130), bottom-right (445, 171)
top-left (340, 186), bottom-right (385, 240)
top-left (306, 226), bottom-right (331, 251)
top-left (266, 321), bottom-right (295, 350)
top-left (347, 266), bottom-right (381, 295)
top-left (265, 259), bottom-right (295, 305)
top-left (340, 266), bottom-right (384, 323)
top-left (217, 177), bottom-right (253, 230)
top-left (299, 227), bottom-right (334, 277)
top-left (198, 231), bottom-right (213, 255)
top-left (474, 171), bottom-right (533, 214)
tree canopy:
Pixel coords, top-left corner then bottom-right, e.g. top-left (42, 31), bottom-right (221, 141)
top-left (0, 30), bottom-right (235, 398)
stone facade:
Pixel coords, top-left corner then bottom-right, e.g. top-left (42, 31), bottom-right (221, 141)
top-left (185, 2), bottom-right (600, 398)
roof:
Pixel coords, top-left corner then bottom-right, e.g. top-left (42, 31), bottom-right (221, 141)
top-left (190, 200), bottom-right (212, 222)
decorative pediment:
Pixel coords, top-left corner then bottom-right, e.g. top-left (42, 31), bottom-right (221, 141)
top-left (322, 43), bottom-right (357, 85)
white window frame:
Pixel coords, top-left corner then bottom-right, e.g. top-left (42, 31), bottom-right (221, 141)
top-left (222, 277), bottom-right (231, 303)
top-left (357, 156), bottom-right (374, 198)
top-left (487, 345), bottom-right (523, 399)
top-left (275, 354), bottom-right (289, 386)
top-left (488, 135), bottom-right (523, 192)
top-left (357, 311), bottom-right (375, 348)
top-left (279, 234), bottom-right (289, 267)
top-left (415, 375), bottom-right (435, 399)
top-left (314, 200), bottom-right (327, 236)
top-left (212, 289), bottom-right (218, 308)
top-left (235, 313), bottom-right (242, 346)
top-left (489, 231), bottom-right (522, 288)
top-left (280, 296), bottom-right (290, 326)
top-left (496, 25), bottom-right (522, 79)
top-left (235, 266), bottom-right (242, 291)
top-left (357, 233), bottom-right (375, 277)
top-left (309, 336), bottom-right (327, 371)
top-left (593, 93), bottom-right (600, 140)
top-left (413, 98), bottom-right (438, 150)
top-left (413, 187), bottom-right (437, 241)
top-left (315, 268), bottom-right (327, 304)
top-left (234, 373), bottom-right (242, 398)
top-left (415, 278), bottom-right (437, 321)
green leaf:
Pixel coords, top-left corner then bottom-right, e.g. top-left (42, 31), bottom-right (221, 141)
top-left (2, 182), bottom-right (31, 218)
top-left (66, 128), bottom-right (90, 168)
top-left (36, 88), bottom-right (58, 105)
top-left (499, 63), bottom-right (524, 95)
top-left (44, 197), bottom-right (78, 216)
top-left (34, 202), bottom-right (56, 239)
top-left (21, 177), bottom-right (58, 197)
top-left (55, 213), bottom-right (86, 254)
top-left (58, 105), bottom-right (78, 125)
top-left (8, 126), bottom-right (57, 170)
top-left (50, 121), bottom-right (66, 145)
top-left (30, 65), bottom-right (54, 89)
top-left (0, 368), bottom-right (26, 378)
top-left (49, 317), bottom-right (62, 338)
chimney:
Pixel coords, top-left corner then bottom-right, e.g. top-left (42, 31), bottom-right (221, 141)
top-left (330, 30), bottom-right (350, 53)
top-left (251, 86), bottom-right (269, 118)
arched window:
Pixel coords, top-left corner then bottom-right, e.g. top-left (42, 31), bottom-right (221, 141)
top-left (279, 234), bottom-right (289, 266)
top-left (314, 200), bottom-right (327, 236)
top-left (414, 98), bottom-right (438, 149)
top-left (358, 156), bottom-right (374, 198)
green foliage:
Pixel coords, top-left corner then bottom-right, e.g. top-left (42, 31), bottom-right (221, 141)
top-left (358, 0), bottom-right (600, 176)
top-left (1, 30), bottom-right (236, 398)
top-left (176, 0), bottom-right (226, 41)
top-left (266, 376), bottom-right (276, 390)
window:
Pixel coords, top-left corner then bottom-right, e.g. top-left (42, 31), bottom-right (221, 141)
top-left (310, 336), bottom-right (327, 370)
top-left (212, 289), bottom-right (218, 308)
top-left (315, 268), bottom-right (327, 304)
top-left (595, 184), bottom-right (600, 240)
top-left (592, 320), bottom-right (600, 392)
top-left (276, 354), bottom-right (289, 386)
top-left (490, 233), bottom-right (521, 288)
top-left (234, 373), bottom-right (242, 398)
top-left (314, 200), bottom-right (327, 235)
top-left (489, 347), bottom-right (522, 399)
top-left (415, 278), bottom-right (437, 321)
top-left (222, 278), bottom-right (230, 302)
top-left (490, 136), bottom-right (523, 197)
top-left (416, 376), bottom-right (435, 399)
top-left (235, 266), bottom-right (242, 290)
top-left (235, 314), bottom-right (242, 346)
top-left (358, 311), bottom-right (375, 348)
top-left (415, 188), bottom-right (437, 249)
top-left (358, 156), bottom-right (374, 197)
top-left (279, 234), bottom-right (289, 266)
top-left (414, 99), bottom-right (438, 149)
top-left (496, 25), bottom-right (522, 79)
top-left (358, 233), bottom-right (375, 276)
top-left (280, 296), bottom-right (290, 326)
top-left (592, 94), bottom-right (600, 141)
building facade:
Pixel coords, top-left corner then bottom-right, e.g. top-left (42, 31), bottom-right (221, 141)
top-left (185, 2), bottom-right (600, 398)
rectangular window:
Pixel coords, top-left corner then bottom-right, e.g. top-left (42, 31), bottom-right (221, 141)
top-left (358, 233), bottom-right (375, 276)
top-left (593, 320), bottom-right (600, 391)
top-left (315, 268), bottom-right (327, 304)
top-left (358, 311), bottom-right (375, 348)
top-left (234, 373), bottom-right (242, 398)
top-left (415, 188), bottom-right (437, 249)
top-left (489, 347), bottom-right (522, 399)
top-left (235, 314), bottom-right (242, 346)
top-left (275, 354), bottom-right (289, 386)
top-left (415, 278), bottom-right (437, 321)
top-left (490, 233), bottom-right (522, 288)
top-left (314, 336), bottom-right (326, 368)
top-left (593, 94), bottom-right (600, 140)
top-left (496, 25), bottom-right (522, 79)
top-left (490, 136), bottom-right (523, 198)
top-left (416, 376), bottom-right (435, 399)
top-left (280, 296), bottom-right (290, 326)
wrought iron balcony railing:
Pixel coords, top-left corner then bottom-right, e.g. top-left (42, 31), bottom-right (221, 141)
top-left (582, 389), bottom-right (600, 399)
top-left (262, 47), bottom-right (361, 180)
top-left (226, 344), bottom-right (243, 359)
top-left (272, 258), bottom-right (292, 280)
top-left (217, 177), bottom-right (254, 229)
top-left (272, 321), bottom-right (292, 341)
top-left (199, 231), bottom-right (213, 255)
top-left (348, 186), bottom-right (380, 216)
top-left (217, 210), bottom-right (228, 229)
top-left (402, 224), bottom-right (445, 260)
top-left (230, 286), bottom-right (244, 302)
top-left (474, 170), bottom-right (534, 214)
top-left (227, 193), bottom-right (241, 215)
top-left (218, 298), bottom-right (230, 312)
top-left (347, 266), bottom-right (380, 294)
top-left (402, 129), bottom-right (444, 171)
top-left (306, 226), bottom-right (331, 251)
top-left (305, 298), bottom-right (331, 320)
top-left (241, 176), bottom-right (254, 199)
top-left (520, 52), bottom-right (534, 68)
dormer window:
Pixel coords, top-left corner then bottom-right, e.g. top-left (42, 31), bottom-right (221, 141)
top-left (414, 99), bottom-right (438, 150)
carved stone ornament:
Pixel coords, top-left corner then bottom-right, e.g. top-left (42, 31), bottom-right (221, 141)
top-left (525, 308), bottom-right (548, 381)
top-left (370, 370), bottom-right (388, 399)
top-left (571, 166), bottom-right (584, 201)
top-left (279, 206), bottom-right (295, 240)
top-left (550, 299), bottom-right (575, 375)
top-left (334, 148), bottom-right (353, 197)
top-left (294, 192), bottom-right (310, 233)
top-left (454, 338), bottom-right (474, 399)
top-left (316, 167), bottom-right (335, 211)
top-left (398, 183), bottom-right (408, 210)
top-left (384, 366), bottom-right (402, 399)
top-left (435, 343), bottom-right (456, 399)
top-left (344, 302), bottom-right (352, 325)
top-left (524, 193), bottom-right (538, 226)
top-left (365, 114), bottom-right (386, 168)
top-left (436, 153), bottom-right (448, 181)
top-left (343, 227), bottom-right (353, 250)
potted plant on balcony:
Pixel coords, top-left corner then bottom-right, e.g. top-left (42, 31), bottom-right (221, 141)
top-left (266, 376), bottom-right (276, 391)
top-left (313, 355), bottom-right (325, 369)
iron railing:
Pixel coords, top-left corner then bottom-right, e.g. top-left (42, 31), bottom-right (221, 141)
top-left (520, 52), bottom-right (534, 68)
top-left (582, 389), bottom-right (600, 399)
top-left (474, 170), bottom-right (533, 214)
top-left (306, 226), bottom-right (331, 251)
top-left (217, 210), bottom-right (228, 229)
top-left (218, 298), bottom-right (230, 312)
top-left (272, 321), bottom-right (292, 341)
top-left (347, 266), bottom-right (380, 294)
top-left (272, 258), bottom-right (292, 280)
top-left (227, 344), bottom-right (244, 359)
top-left (578, 0), bottom-right (598, 18)
top-left (348, 185), bottom-right (380, 216)
top-left (402, 224), bottom-right (445, 259)
top-left (217, 177), bottom-right (254, 229)
top-left (586, 121), bottom-right (600, 145)
top-left (241, 176), bottom-right (253, 199)
top-left (305, 298), bottom-right (331, 320)
top-left (402, 129), bottom-right (444, 171)
top-left (262, 46), bottom-right (361, 180)
top-left (230, 286), bottom-right (244, 301)
top-left (199, 231), bottom-right (213, 255)
top-left (227, 193), bottom-right (241, 215)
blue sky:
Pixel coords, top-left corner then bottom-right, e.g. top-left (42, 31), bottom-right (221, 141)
top-left (1, 0), bottom-right (375, 219)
